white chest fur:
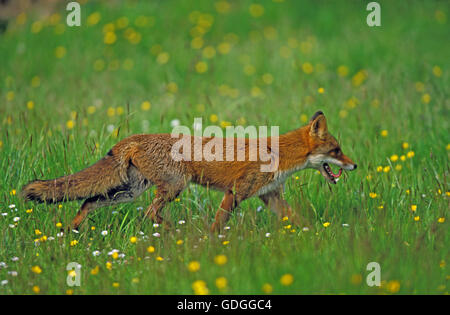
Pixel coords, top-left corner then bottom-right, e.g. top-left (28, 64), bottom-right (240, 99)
top-left (255, 162), bottom-right (308, 196)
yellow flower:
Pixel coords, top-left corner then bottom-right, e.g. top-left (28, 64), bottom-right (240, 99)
top-left (383, 166), bottom-right (390, 173)
top-left (317, 87), bottom-right (325, 94)
top-left (31, 21), bottom-right (43, 34)
top-left (147, 246), bottom-right (155, 253)
top-left (191, 37), bottom-right (204, 49)
top-left (31, 265), bottom-right (42, 274)
top-left (400, 155), bottom-right (406, 161)
top-left (432, 66), bottom-right (442, 77)
top-left (156, 256), bottom-right (164, 261)
top-left (376, 166), bottom-right (383, 172)
top-left (10, 189), bottom-right (16, 195)
top-left (90, 266), bottom-right (99, 275)
top-left (70, 240), bottom-right (78, 247)
top-left (111, 252), bottom-right (119, 260)
top-left (192, 280), bottom-right (209, 295)
top-left (402, 142), bottom-right (409, 149)
top-left (130, 236), bottom-right (137, 244)
top-left (262, 73), bottom-right (274, 85)
top-left (66, 289), bottom-right (74, 295)
top-left (26, 209), bottom-right (33, 213)
top-left (262, 283), bottom-right (273, 294)
top-left (176, 239), bottom-right (184, 245)
top-left (421, 93), bottom-right (431, 104)
top-left (386, 280), bottom-right (400, 293)
top-left (215, 1), bottom-right (231, 14)
top-left (414, 216), bottom-right (420, 222)
top-left (282, 216), bottom-right (289, 222)
top-left (106, 262), bottom-right (112, 270)
top-left (31, 76), bottom-right (40, 88)
top-left (156, 52), bottom-right (170, 64)
top-left (112, 282), bottom-right (120, 288)
top-left (214, 254), bottom-right (228, 266)
top-left (437, 217), bottom-right (445, 223)
top-left (195, 61), bottom-right (208, 73)
top-left (188, 261), bottom-right (200, 272)
top-left (217, 42), bottom-right (231, 54)
top-left (66, 120), bottom-right (75, 129)
top-left (280, 274), bottom-right (294, 286)
top-left (32, 285), bottom-right (40, 294)
top-left (6, 91), bottom-right (14, 101)
top-left (350, 274), bottom-right (363, 285)
top-left (410, 205), bottom-right (417, 212)
top-left (407, 151), bottom-right (415, 158)
top-left (141, 101), bottom-right (151, 111)
top-left (301, 62), bottom-right (314, 74)
top-left (202, 46), bottom-right (216, 59)
top-left (323, 222), bottom-right (331, 228)
top-left (415, 81), bottom-right (424, 92)
top-left (215, 277), bottom-right (227, 289)
top-left (395, 164), bottom-right (402, 171)
top-left (222, 241), bottom-right (230, 245)
top-left (390, 154), bottom-right (398, 162)
top-left (406, 189), bottom-right (410, 195)
top-left (249, 4), bottom-right (265, 17)
top-left (369, 192), bottom-right (377, 199)
top-left (87, 12), bottom-right (101, 26)
top-left (166, 82), bottom-right (178, 93)
top-left (35, 229), bottom-right (42, 236)
top-left (56, 222), bottom-right (62, 228)
top-left (27, 101), bottom-right (35, 110)
top-left (104, 31), bottom-right (117, 45)
top-left (337, 65), bottom-right (349, 77)
top-left (380, 130), bottom-right (388, 137)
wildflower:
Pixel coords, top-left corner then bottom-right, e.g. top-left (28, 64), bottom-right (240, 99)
top-left (129, 236), bottom-right (137, 244)
top-left (323, 222), bottom-right (331, 228)
top-left (383, 166), bottom-right (391, 173)
top-left (176, 240), bottom-right (184, 245)
top-left (369, 192), bottom-right (377, 199)
top-left (195, 61), bottom-right (208, 73)
top-left (302, 62), bottom-right (314, 74)
top-left (32, 285), bottom-right (40, 294)
top-left (202, 46), bottom-right (216, 59)
top-left (390, 154), bottom-right (398, 162)
top-left (262, 73), bottom-right (274, 85)
top-left (141, 101), bottom-right (151, 111)
top-left (407, 151), bottom-right (415, 158)
top-left (111, 252), bottom-right (119, 260)
top-left (188, 261), bottom-right (200, 272)
top-left (92, 250), bottom-right (101, 257)
top-left (104, 31), bottom-right (117, 45)
top-left (411, 205), bottom-right (417, 212)
top-left (217, 42), bottom-right (231, 54)
top-left (156, 256), bottom-right (164, 261)
top-left (31, 265), bottom-right (42, 274)
top-left (156, 52), bottom-right (170, 64)
top-left (437, 217), bottom-right (445, 223)
top-left (402, 142), bottom-right (409, 149)
top-left (249, 4), bottom-right (264, 17)
top-left (192, 280), bottom-right (209, 295)
top-left (101, 230), bottom-right (108, 236)
top-left (153, 232), bottom-right (160, 237)
top-left (66, 120), bottom-right (75, 129)
top-left (215, 277), bottom-right (227, 289)
top-left (112, 282), bottom-right (120, 288)
top-left (222, 241), bottom-right (230, 245)
top-left (262, 283), bottom-right (273, 294)
top-left (214, 255), bottom-right (228, 266)
top-left (421, 93), bottom-right (431, 104)
top-left (395, 164), bottom-right (402, 171)
top-left (318, 87), bottom-right (325, 94)
top-left (70, 240), bottom-right (78, 247)
top-left (280, 274), bottom-right (294, 286)
top-left (414, 216), bottom-right (420, 222)
top-left (147, 246), bottom-right (155, 253)
top-left (35, 229), bottom-right (42, 236)
top-left (282, 216), bottom-right (289, 222)
top-left (56, 222), bottom-right (62, 228)
top-left (106, 262), bottom-right (112, 270)
top-left (178, 220), bottom-right (186, 225)
top-left (386, 280), bottom-right (400, 293)
top-left (380, 130), bottom-right (388, 137)
top-left (27, 101), bottom-right (35, 110)
top-left (376, 166), bottom-right (383, 172)
top-left (55, 46), bottom-right (67, 59)
top-left (13, 217), bottom-right (20, 222)
top-left (337, 65), bottom-right (349, 77)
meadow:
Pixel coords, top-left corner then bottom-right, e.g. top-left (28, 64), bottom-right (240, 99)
top-left (0, 0), bottom-right (448, 295)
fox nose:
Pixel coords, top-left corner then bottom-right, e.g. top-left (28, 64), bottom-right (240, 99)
top-left (353, 164), bottom-right (357, 170)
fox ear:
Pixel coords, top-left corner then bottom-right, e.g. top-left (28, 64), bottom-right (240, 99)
top-left (309, 111), bottom-right (328, 139)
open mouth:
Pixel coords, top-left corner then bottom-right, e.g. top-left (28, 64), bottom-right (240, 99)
top-left (322, 163), bottom-right (343, 184)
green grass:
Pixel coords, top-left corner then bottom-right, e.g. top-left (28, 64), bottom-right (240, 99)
top-left (0, 0), bottom-right (448, 294)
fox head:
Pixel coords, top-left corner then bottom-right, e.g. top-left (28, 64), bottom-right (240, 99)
top-left (306, 111), bottom-right (357, 184)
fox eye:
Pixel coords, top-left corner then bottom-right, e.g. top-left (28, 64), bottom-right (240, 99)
top-left (330, 148), bottom-right (341, 155)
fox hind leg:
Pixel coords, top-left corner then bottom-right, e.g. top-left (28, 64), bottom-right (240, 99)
top-left (210, 190), bottom-right (240, 233)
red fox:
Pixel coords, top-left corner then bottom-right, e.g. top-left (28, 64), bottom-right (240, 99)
top-left (21, 111), bottom-right (356, 232)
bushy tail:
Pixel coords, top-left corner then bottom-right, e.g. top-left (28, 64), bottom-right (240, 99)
top-left (21, 154), bottom-right (127, 203)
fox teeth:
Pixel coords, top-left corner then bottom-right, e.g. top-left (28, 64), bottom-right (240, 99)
top-left (335, 178), bottom-right (340, 182)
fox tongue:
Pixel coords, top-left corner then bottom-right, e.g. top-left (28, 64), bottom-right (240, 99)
top-left (330, 168), bottom-right (343, 178)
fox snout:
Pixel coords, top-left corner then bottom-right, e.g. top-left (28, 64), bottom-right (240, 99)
top-left (339, 154), bottom-right (357, 171)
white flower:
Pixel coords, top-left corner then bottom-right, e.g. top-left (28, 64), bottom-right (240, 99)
top-left (1, 213), bottom-right (7, 216)
top-left (101, 230), bottom-right (108, 236)
top-left (106, 124), bottom-right (115, 133)
top-left (57, 232), bottom-right (64, 237)
top-left (8, 271), bottom-right (18, 277)
top-left (92, 250), bottom-right (101, 257)
top-left (342, 223), bottom-right (350, 227)
top-left (152, 232), bottom-right (160, 237)
top-left (178, 220), bottom-right (185, 225)
top-left (136, 207), bottom-right (143, 211)
top-left (108, 249), bottom-right (119, 256)
top-left (118, 253), bottom-right (125, 258)
top-left (265, 233), bottom-right (271, 237)
top-left (153, 223), bottom-right (159, 228)
top-left (11, 257), bottom-right (19, 262)
top-left (71, 229), bottom-right (79, 234)
top-left (0, 262), bottom-right (7, 269)
top-left (302, 227), bottom-right (310, 232)
top-left (256, 206), bottom-right (263, 212)
top-left (8, 204), bottom-right (15, 209)
top-left (13, 217), bottom-right (20, 222)
top-left (1, 280), bottom-right (8, 286)
top-left (218, 234), bottom-right (225, 239)
top-left (8, 224), bottom-right (15, 228)
top-left (170, 119), bottom-right (180, 128)
top-left (224, 226), bottom-right (231, 230)
top-left (47, 236), bottom-right (55, 241)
